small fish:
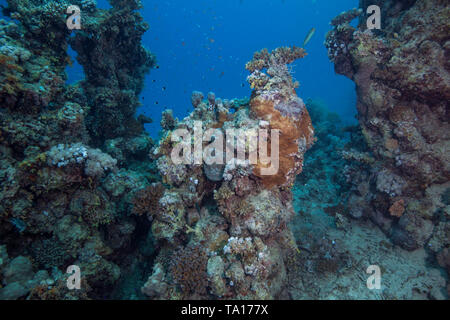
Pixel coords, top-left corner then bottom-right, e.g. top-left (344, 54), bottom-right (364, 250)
top-left (302, 27), bottom-right (316, 47)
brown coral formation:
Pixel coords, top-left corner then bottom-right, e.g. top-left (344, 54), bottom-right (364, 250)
top-left (326, 0), bottom-right (450, 287)
top-left (250, 97), bottom-right (314, 188)
top-left (131, 183), bottom-right (164, 217)
top-left (246, 46), bottom-right (314, 188)
top-left (142, 46), bottom-right (314, 299)
top-left (389, 199), bottom-right (405, 218)
top-left (170, 243), bottom-right (209, 296)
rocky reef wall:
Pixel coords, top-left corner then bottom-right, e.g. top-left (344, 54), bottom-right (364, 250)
top-left (325, 0), bottom-right (449, 294)
top-left (0, 0), bottom-right (158, 299)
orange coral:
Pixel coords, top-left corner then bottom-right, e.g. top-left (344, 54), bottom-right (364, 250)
top-left (250, 96), bottom-right (314, 188)
top-left (28, 279), bottom-right (91, 300)
top-left (389, 199), bottom-right (405, 217)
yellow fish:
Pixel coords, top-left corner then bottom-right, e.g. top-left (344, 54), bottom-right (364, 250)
top-left (302, 27), bottom-right (316, 47)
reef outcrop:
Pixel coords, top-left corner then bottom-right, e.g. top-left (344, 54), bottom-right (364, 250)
top-left (0, 0), bottom-right (157, 299)
top-left (325, 0), bottom-right (450, 293)
top-left (141, 46), bottom-right (314, 299)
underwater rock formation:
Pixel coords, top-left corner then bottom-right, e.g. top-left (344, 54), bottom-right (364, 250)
top-left (141, 46), bottom-right (314, 299)
top-left (246, 47), bottom-right (315, 188)
top-left (69, 0), bottom-right (156, 146)
top-left (0, 0), bottom-right (157, 299)
top-left (1, 0), bottom-right (447, 301)
top-left (285, 100), bottom-right (446, 300)
top-left (325, 0), bottom-right (450, 293)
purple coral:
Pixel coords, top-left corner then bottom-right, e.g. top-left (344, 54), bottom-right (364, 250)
top-left (274, 96), bottom-right (306, 119)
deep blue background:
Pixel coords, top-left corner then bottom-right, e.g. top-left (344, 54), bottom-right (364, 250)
top-left (134, 0), bottom-right (359, 136)
top-left (1, 0), bottom-right (359, 137)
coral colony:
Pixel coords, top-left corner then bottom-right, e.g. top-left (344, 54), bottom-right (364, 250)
top-left (0, 0), bottom-right (449, 301)
top-left (170, 121), bottom-right (281, 175)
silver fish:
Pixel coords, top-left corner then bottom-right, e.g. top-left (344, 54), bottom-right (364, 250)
top-left (303, 27), bottom-right (316, 47)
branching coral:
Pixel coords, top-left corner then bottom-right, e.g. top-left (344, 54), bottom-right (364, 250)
top-left (246, 46), bottom-right (306, 74)
top-left (131, 182), bottom-right (165, 217)
top-left (169, 243), bottom-right (209, 297)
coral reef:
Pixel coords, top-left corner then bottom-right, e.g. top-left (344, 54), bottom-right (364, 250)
top-left (69, 0), bottom-right (156, 145)
top-left (286, 99), bottom-right (446, 299)
top-left (0, 0), bottom-right (157, 299)
top-left (325, 0), bottom-right (450, 292)
top-left (141, 46), bottom-right (314, 299)
top-left (0, 0), bottom-right (448, 301)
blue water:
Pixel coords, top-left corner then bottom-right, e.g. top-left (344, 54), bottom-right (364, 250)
top-left (135, 0), bottom-right (359, 137)
top-left (2, 0), bottom-right (359, 137)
